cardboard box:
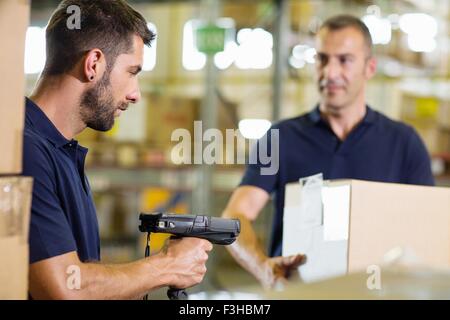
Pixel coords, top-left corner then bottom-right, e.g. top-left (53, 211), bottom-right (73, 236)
top-left (146, 94), bottom-right (199, 149)
top-left (0, 0), bottom-right (30, 174)
top-left (264, 268), bottom-right (450, 300)
top-left (145, 94), bottom-right (239, 160)
top-left (283, 178), bottom-right (450, 283)
top-left (400, 94), bottom-right (440, 121)
top-left (0, 177), bottom-right (33, 300)
top-left (401, 118), bottom-right (450, 155)
top-left (399, 92), bottom-right (450, 155)
top-left (438, 100), bottom-right (450, 129)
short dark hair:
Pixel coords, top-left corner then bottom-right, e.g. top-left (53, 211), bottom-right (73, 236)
top-left (319, 14), bottom-right (373, 55)
top-left (43, 0), bottom-right (156, 76)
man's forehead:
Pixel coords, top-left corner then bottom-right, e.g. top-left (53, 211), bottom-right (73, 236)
top-left (115, 53), bottom-right (143, 69)
top-left (315, 27), bottom-right (366, 51)
top-left (116, 36), bottom-right (144, 64)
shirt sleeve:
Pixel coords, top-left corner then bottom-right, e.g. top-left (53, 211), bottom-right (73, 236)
top-left (239, 126), bottom-right (280, 194)
top-left (22, 135), bottom-right (77, 264)
top-left (403, 126), bottom-right (435, 186)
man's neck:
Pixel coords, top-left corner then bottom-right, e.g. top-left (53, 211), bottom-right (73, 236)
top-left (30, 75), bottom-right (86, 140)
top-left (319, 101), bottom-right (367, 141)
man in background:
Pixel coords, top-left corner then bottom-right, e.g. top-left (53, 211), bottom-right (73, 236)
top-left (222, 14), bottom-right (434, 289)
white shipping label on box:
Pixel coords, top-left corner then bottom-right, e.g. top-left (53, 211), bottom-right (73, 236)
top-left (297, 227), bottom-right (348, 283)
top-left (283, 206), bottom-right (314, 256)
top-left (283, 206), bottom-right (348, 282)
top-left (322, 185), bottom-right (351, 241)
top-left (283, 179), bottom-right (349, 283)
top-left (283, 174), bottom-right (324, 255)
top-left (298, 174), bottom-right (323, 228)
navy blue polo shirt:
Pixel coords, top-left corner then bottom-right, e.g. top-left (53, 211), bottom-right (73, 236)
top-left (23, 98), bottom-right (100, 264)
top-left (240, 105), bottom-right (434, 257)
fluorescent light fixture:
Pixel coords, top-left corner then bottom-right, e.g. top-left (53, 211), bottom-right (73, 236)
top-left (234, 28), bottom-right (273, 69)
top-left (291, 44), bottom-right (316, 70)
top-left (25, 27), bottom-right (46, 74)
top-left (213, 18), bottom-right (236, 70)
top-left (239, 119), bottom-right (272, 140)
top-left (237, 28), bottom-right (252, 45)
top-left (183, 23), bottom-right (272, 70)
top-left (407, 35), bottom-right (437, 52)
top-left (182, 20), bottom-right (206, 71)
top-left (304, 47), bottom-right (317, 64)
top-left (214, 41), bottom-right (238, 70)
top-left (143, 22), bottom-right (157, 71)
top-left (399, 13), bottom-right (438, 37)
top-left (362, 15), bottom-right (392, 45)
top-left (399, 13), bottom-right (438, 53)
top-left (388, 14), bottom-right (401, 30)
top-left (289, 56), bottom-right (306, 69)
top-left (292, 45), bottom-right (308, 60)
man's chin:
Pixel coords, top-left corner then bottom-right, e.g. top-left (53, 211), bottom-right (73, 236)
top-left (321, 97), bottom-right (344, 109)
top-left (320, 100), bottom-right (347, 114)
top-left (87, 120), bottom-right (115, 132)
top-left (114, 109), bottom-right (123, 118)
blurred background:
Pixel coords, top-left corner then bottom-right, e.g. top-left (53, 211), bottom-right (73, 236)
top-left (25, 0), bottom-right (450, 297)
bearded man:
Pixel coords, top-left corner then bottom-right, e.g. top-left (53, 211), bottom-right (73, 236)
top-left (24, 0), bottom-right (212, 299)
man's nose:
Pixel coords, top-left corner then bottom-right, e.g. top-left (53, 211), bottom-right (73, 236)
top-left (126, 88), bottom-right (141, 104)
top-left (323, 59), bottom-right (341, 80)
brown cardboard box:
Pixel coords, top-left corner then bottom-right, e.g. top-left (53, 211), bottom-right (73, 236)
top-left (283, 178), bottom-right (450, 283)
top-left (145, 94), bottom-right (239, 151)
top-left (438, 100), bottom-right (450, 129)
top-left (0, 177), bottom-right (33, 300)
top-left (0, 0), bottom-right (30, 174)
top-left (264, 268), bottom-right (450, 299)
top-left (400, 93), bottom-right (450, 155)
top-left (146, 94), bottom-right (199, 149)
top-left (400, 94), bottom-right (439, 121)
top-left (401, 118), bottom-right (450, 155)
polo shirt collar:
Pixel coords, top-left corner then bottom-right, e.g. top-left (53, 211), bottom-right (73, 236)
top-left (25, 97), bottom-right (71, 148)
top-left (308, 104), bottom-right (376, 125)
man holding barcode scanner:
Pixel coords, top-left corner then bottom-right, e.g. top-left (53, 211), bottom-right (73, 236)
top-left (24, 0), bottom-right (217, 300)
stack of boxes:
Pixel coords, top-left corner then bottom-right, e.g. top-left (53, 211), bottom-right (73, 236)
top-left (400, 92), bottom-right (450, 157)
top-left (0, 0), bottom-right (33, 300)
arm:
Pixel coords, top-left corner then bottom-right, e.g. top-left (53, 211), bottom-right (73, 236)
top-left (222, 186), bottom-right (304, 289)
top-left (29, 237), bottom-right (212, 300)
top-left (222, 186), bottom-right (270, 279)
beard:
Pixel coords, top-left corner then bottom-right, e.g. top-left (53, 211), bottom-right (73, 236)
top-left (80, 72), bottom-right (128, 132)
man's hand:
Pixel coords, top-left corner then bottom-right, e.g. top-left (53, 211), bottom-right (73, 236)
top-left (259, 254), bottom-right (306, 289)
top-left (222, 186), bottom-right (304, 290)
top-left (158, 237), bottom-right (213, 289)
top-left (29, 237), bottom-right (213, 299)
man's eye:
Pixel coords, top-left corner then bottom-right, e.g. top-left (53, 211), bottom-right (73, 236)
top-left (340, 57), bottom-right (350, 64)
top-left (317, 56), bottom-right (327, 65)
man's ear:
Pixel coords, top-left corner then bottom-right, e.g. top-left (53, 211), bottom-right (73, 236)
top-left (83, 49), bottom-right (106, 82)
top-left (365, 56), bottom-right (377, 79)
